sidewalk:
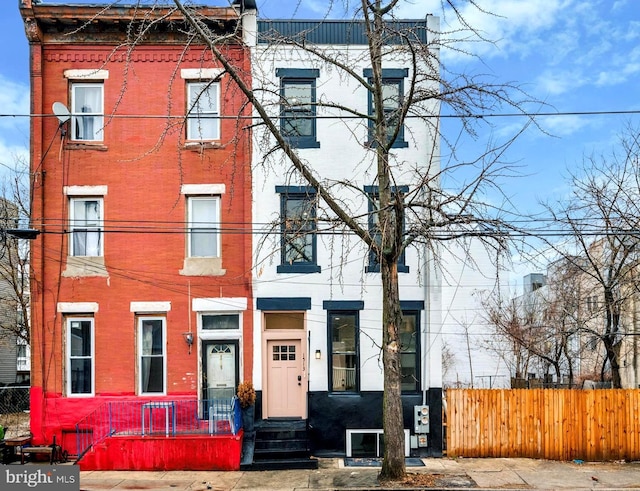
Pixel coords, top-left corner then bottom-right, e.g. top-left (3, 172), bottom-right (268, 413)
top-left (78, 457), bottom-right (640, 490)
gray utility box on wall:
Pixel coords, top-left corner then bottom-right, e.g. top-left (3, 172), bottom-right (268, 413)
top-left (414, 405), bottom-right (430, 434)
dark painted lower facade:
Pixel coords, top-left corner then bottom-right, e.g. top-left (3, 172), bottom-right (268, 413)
top-left (254, 388), bottom-right (443, 457)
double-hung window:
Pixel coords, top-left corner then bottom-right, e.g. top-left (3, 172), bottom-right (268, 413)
top-left (70, 198), bottom-right (103, 257)
top-left (276, 186), bottom-right (320, 273)
top-left (365, 185), bottom-right (409, 273)
top-left (277, 69), bottom-right (320, 148)
top-left (71, 83), bottom-right (104, 142)
top-left (16, 344), bottom-right (29, 372)
top-left (187, 196), bottom-right (220, 258)
top-left (66, 318), bottom-right (94, 396)
top-left (139, 317), bottom-right (166, 395)
top-left (187, 81), bottom-right (220, 141)
top-left (364, 68), bottom-right (408, 148)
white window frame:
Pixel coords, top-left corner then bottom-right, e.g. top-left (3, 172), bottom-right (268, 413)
top-left (16, 343), bottom-right (30, 372)
top-left (199, 314), bottom-right (242, 399)
top-left (138, 316), bottom-right (167, 396)
top-left (187, 196), bottom-right (220, 258)
top-left (69, 197), bottom-right (103, 257)
top-left (70, 82), bottom-right (104, 142)
top-left (66, 317), bottom-right (95, 397)
top-left (186, 81), bottom-right (220, 141)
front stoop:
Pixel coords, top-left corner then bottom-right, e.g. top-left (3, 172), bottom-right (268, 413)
top-left (240, 419), bottom-right (318, 470)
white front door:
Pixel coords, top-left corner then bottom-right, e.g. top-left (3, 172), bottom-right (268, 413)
top-left (203, 341), bottom-right (237, 400)
top-left (266, 339), bottom-right (305, 417)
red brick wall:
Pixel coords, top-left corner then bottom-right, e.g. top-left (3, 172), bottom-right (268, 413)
top-left (29, 42), bottom-right (253, 445)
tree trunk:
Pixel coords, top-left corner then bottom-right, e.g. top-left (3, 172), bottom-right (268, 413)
top-left (380, 256), bottom-right (406, 479)
top-left (562, 340), bottom-right (574, 386)
top-left (604, 288), bottom-right (623, 388)
top-left (607, 339), bottom-right (622, 388)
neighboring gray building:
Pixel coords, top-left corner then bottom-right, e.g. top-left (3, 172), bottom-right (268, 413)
top-left (0, 197), bottom-right (30, 385)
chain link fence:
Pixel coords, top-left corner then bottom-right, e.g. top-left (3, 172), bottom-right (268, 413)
top-left (0, 386), bottom-right (30, 438)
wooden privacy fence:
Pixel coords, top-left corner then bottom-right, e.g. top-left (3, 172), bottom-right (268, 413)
top-left (446, 389), bottom-right (640, 461)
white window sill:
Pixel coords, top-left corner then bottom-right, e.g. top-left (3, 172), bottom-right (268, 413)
top-left (180, 257), bottom-right (226, 276)
top-left (183, 141), bottom-right (222, 150)
top-left (63, 256), bottom-right (108, 277)
top-left (65, 143), bottom-right (108, 151)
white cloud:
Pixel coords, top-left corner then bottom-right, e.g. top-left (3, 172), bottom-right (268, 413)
top-left (612, 0), bottom-right (630, 12)
top-left (624, 20), bottom-right (640, 41)
top-left (0, 75), bottom-right (29, 131)
top-left (534, 69), bottom-right (589, 96)
top-left (397, 0), bottom-right (639, 98)
top-left (408, 0), bottom-right (576, 62)
top-left (0, 75), bottom-right (30, 172)
top-left (0, 139), bottom-right (29, 176)
top-left (537, 115), bottom-right (593, 138)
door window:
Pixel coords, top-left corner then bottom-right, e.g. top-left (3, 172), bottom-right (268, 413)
top-left (272, 344), bottom-right (296, 361)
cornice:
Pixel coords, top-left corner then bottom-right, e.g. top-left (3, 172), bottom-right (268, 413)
top-left (43, 48), bottom-right (244, 64)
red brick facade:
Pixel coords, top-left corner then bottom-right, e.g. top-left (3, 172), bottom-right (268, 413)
top-left (22, 2), bottom-right (252, 453)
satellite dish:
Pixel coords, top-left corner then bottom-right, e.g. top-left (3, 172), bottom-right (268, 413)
top-left (52, 102), bottom-right (71, 125)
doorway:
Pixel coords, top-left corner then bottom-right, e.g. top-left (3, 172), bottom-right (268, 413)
top-left (202, 340), bottom-right (238, 401)
top-left (266, 339), bottom-right (305, 417)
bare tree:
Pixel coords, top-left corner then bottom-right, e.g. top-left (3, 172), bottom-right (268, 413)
top-left (0, 158), bottom-right (32, 349)
top-left (480, 288), bottom-right (539, 383)
top-left (481, 265), bottom-right (587, 388)
top-left (541, 126), bottom-right (640, 388)
top-left (88, 0), bottom-right (539, 478)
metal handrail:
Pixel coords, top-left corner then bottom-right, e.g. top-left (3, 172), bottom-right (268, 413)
top-left (75, 397), bottom-right (241, 461)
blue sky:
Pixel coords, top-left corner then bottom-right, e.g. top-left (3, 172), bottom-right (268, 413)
top-left (3, 0), bottom-right (640, 249)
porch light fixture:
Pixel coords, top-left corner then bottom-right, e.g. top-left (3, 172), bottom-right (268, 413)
top-left (183, 332), bottom-right (194, 354)
top-left (315, 349), bottom-right (321, 360)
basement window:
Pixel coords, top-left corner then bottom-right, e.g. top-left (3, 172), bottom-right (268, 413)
top-left (345, 429), bottom-right (410, 457)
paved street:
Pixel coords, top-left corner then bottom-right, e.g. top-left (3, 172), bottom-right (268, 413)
top-left (75, 457), bottom-right (640, 490)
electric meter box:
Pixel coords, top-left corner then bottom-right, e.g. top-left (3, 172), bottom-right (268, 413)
top-left (414, 405), bottom-right (430, 433)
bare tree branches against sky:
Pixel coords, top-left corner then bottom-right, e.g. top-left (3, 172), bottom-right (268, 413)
top-left (4, 0), bottom-right (640, 276)
top-left (5, 1), bottom-right (639, 205)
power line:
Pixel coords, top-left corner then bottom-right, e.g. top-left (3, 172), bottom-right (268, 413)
top-left (1, 108), bottom-right (640, 120)
top-left (25, 224), bottom-right (640, 239)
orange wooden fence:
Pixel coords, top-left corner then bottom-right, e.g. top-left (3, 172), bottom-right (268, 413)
top-left (446, 389), bottom-right (640, 461)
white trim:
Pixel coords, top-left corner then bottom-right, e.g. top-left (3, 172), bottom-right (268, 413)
top-left (64, 185), bottom-right (108, 196)
top-left (181, 184), bottom-right (226, 195)
top-left (187, 196), bottom-right (220, 258)
top-left (180, 68), bottom-right (225, 80)
top-left (69, 197), bottom-right (104, 257)
top-left (66, 317), bottom-right (95, 397)
top-left (64, 69), bottom-right (109, 80)
top-left (138, 316), bottom-right (167, 396)
top-left (57, 302), bottom-right (99, 313)
top-left (186, 81), bottom-right (220, 141)
top-left (345, 429), bottom-right (410, 457)
top-left (193, 297), bottom-right (247, 312)
top-left (130, 301), bottom-right (171, 313)
top-left (199, 313), bottom-right (243, 340)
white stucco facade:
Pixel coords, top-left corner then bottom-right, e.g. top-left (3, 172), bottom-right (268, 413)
top-left (246, 14), bottom-right (446, 455)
